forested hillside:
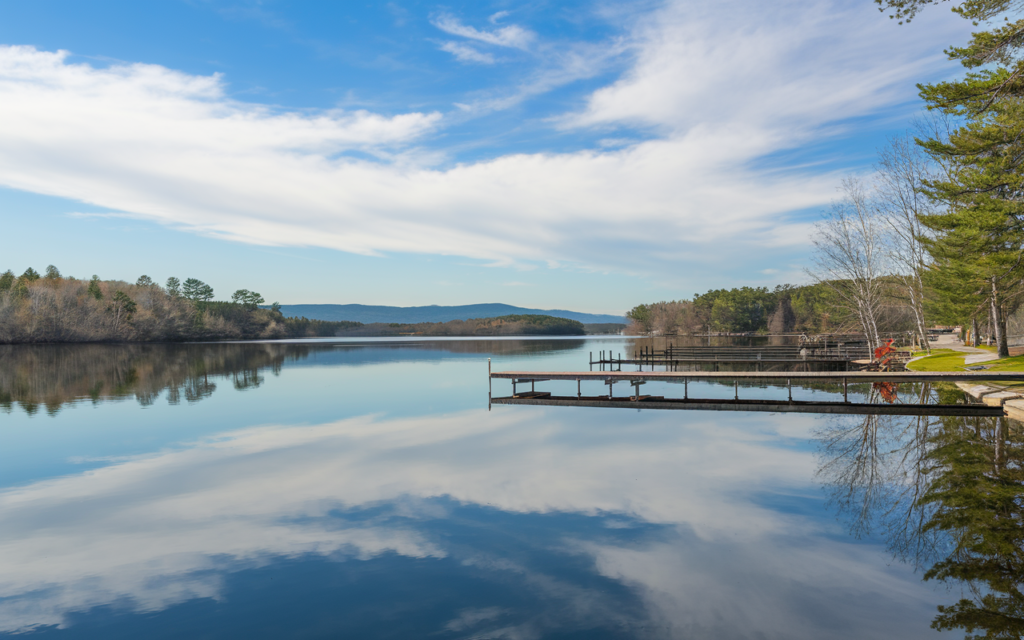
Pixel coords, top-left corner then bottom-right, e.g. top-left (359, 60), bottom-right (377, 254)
top-left (0, 267), bottom-right (587, 343)
top-left (0, 267), bottom-right (356, 343)
top-left (338, 314), bottom-right (585, 337)
top-left (625, 282), bottom-right (917, 336)
top-left (274, 303), bottom-right (625, 324)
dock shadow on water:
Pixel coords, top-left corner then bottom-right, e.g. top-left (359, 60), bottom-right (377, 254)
top-left (0, 338), bottom-right (1021, 638)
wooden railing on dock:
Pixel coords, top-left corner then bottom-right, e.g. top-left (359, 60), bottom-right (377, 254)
top-left (588, 344), bottom-right (877, 372)
top-left (486, 363), bottom-right (1024, 417)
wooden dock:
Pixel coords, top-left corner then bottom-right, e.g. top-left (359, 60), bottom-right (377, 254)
top-left (491, 395), bottom-right (1004, 416)
top-left (491, 370), bottom-right (1024, 383)
top-left (589, 344), bottom-right (879, 372)
top-left (487, 367), bottom-right (1024, 417)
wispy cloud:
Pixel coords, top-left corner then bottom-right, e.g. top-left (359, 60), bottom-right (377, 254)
top-left (66, 211), bottom-right (138, 219)
top-left (0, 1), bottom-right (973, 275)
top-left (431, 14), bottom-right (534, 49)
top-left (439, 41), bottom-right (495, 64)
top-left (444, 38), bottom-right (627, 115)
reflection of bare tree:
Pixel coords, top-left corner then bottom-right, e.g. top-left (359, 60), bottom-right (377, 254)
top-left (817, 383), bottom-right (946, 567)
top-left (232, 368), bottom-right (264, 391)
top-left (0, 344), bottom-right (306, 415)
top-left (818, 389), bottom-right (1024, 637)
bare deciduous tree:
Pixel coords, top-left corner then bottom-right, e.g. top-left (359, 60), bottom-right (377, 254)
top-left (808, 178), bottom-right (889, 350)
top-left (875, 133), bottom-right (933, 350)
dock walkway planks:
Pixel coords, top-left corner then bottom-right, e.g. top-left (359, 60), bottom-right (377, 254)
top-left (487, 369), bottom-right (1024, 417)
top-left (490, 395), bottom-right (1005, 417)
top-left (490, 370), bottom-right (1024, 383)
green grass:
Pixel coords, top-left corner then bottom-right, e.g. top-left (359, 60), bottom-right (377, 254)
top-left (905, 348), bottom-right (1024, 373)
top-left (905, 349), bottom-right (968, 372)
top-left (985, 355), bottom-right (1024, 372)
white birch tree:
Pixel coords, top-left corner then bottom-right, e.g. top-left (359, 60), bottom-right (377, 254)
top-left (875, 133), bottom-right (933, 351)
top-left (808, 178), bottom-right (889, 351)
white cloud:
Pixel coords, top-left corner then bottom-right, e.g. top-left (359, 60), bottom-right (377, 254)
top-left (563, 0), bottom-right (944, 134)
top-left (0, 1), bottom-right (972, 274)
top-left (431, 14), bottom-right (534, 49)
top-left (439, 40), bottom-right (496, 64)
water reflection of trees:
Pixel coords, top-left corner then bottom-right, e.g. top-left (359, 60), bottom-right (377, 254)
top-left (817, 385), bottom-right (1024, 637)
top-left (0, 343), bottom-right (303, 416)
top-left (0, 339), bottom-right (585, 415)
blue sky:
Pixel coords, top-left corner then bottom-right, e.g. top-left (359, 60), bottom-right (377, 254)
top-left (0, 0), bottom-right (973, 313)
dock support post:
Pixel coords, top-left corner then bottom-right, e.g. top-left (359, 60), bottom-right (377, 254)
top-left (577, 378), bottom-right (581, 399)
top-left (734, 380), bottom-right (738, 400)
top-left (843, 377), bottom-right (848, 403)
top-left (488, 358), bottom-right (492, 410)
top-left (684, 378), bottom-right (688, 400)
top-left (590, 352), bottom-right (593, 372)
top-left (788, 379), bottom-right (792, 402)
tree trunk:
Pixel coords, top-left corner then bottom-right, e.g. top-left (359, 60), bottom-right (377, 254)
top-left (995, 417), bottom-right (1004, 473)
top-left (992, 278), bottom-right (1009, 358)
top-left (971, 316), bottom-right (980, 347)
top-left (903, 272), bottom-right (929, 353)
top-left (987, 304), bottom-right (994, 346)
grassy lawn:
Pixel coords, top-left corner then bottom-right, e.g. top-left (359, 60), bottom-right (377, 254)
top-left (905, 348), bottom-right (1024, 373)
top-left (905, 349), bottom-right (968, 372)
top-left (985, 355), bottom-right (1024, 371)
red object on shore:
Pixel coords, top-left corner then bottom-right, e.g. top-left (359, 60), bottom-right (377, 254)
top-left (874, 339), bottom-right (896, 362)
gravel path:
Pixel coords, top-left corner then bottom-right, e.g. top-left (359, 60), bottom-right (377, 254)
top-left (931, 333), bottom-right (1000, 364)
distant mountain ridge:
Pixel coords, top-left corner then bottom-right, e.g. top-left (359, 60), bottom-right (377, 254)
top-left (272, 303), bottom-right (627, 325)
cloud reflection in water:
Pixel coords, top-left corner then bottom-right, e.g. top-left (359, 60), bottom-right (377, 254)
top-left (0, 406), bottom-right (945, 638)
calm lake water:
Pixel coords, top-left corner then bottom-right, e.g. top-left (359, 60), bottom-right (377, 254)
top-left (0, 338), bottom-right (1005, 638)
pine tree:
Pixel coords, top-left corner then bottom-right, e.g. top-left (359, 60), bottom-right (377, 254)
top-left (20, 267), bottom-right (40, 282)
top-left (87, 275), bottom-right (103, 301)
top-left (880, 0), bottom-right (1024, 357)
top-left (916, 94), bottom-right (1024, 357)
top-left (165, 277), bottom-right (181, 297)
top-left (0, 270), bottom-right (14, 293)
top-left (12, 277), bottom-right (29, 299)
top-left (182, 278), bottom-right (213, 303)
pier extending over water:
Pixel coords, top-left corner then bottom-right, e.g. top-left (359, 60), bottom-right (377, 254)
top-left (590, 343), bottom-right (881, 372)
top-left (488, 368), bottom-right (1024, 417)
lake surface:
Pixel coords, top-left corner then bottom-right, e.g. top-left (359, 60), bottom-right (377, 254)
top-left (0, 338), bottom-right (1015, 638)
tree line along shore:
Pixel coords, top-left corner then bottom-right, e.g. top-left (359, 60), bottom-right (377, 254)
top-left (0, 267), bottom-right (595, 343)
top-left (625, 133), bottom-right (1024, 355)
